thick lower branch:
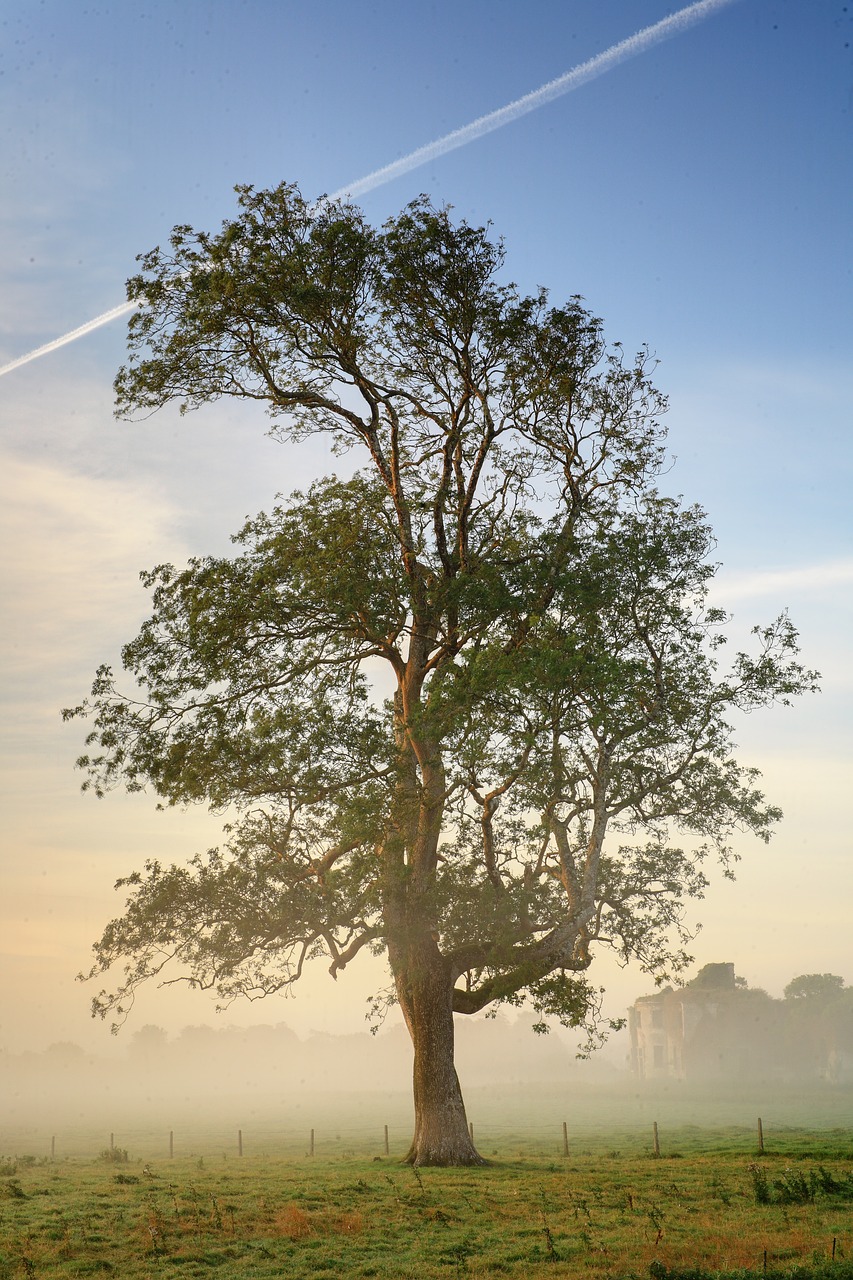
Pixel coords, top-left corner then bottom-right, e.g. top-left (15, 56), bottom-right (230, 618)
top-left (451, 919), bottom-right (592, 1014)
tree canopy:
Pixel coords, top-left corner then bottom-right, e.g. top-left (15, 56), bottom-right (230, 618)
top-left (67, 184), bottom-right (817, 1163)
top-left (784, 974), bottom-right (846, 1003)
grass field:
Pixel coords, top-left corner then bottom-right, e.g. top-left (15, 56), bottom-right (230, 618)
top-left (2, 1126), bottom-right (853, 1279)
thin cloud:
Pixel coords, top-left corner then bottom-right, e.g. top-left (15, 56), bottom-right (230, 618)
top-left (0, 0), bottom-right (742, 381)
top-left (715, 559), bottom-right (853, 602)
top-left (0, 452), bottom-right (182, 689)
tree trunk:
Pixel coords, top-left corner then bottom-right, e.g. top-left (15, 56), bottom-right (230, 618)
top-left (394, 943), bottom-right (485, 1166)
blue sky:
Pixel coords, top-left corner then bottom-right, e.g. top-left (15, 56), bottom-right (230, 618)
top-left (0, 0), bottom-right (850, 1055)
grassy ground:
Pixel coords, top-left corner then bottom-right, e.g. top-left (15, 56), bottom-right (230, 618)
top-left (2, 1131), bottom-right (853, 1279)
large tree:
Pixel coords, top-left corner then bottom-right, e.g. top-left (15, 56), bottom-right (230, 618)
top-left (68, 185), bottom-right (816, 1165)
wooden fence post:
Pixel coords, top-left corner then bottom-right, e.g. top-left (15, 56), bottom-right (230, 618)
top-left (169, 1130), bottom-right (174, 1159)
top-left (110, 1132), bottom-right (114, 1152)
top-left (384, 1125), bottom-right (389, 1156)
top-left (310, 1128), bottom-right (315, 1157)
top-left (238, 1129), bottom-right (243, 1157)
top-left (562, 1121), bottom-right (569, 1157)
top-left (757, 1117), bottom-right (764, 1154)
top-left (653, 1121), bottom-right (660, 1157)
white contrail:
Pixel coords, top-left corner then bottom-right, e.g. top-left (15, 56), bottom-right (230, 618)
top-left (328, 0), bottom-right (741, 202)
top-left (0, 0), bottom-right (741, 381)
top-left (0, 300), bottom-right (136, 379)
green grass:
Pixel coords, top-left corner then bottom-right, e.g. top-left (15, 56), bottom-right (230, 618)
top-left (2, 1132), bottom-right (853, 1278)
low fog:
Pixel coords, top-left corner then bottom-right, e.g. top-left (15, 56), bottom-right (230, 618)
top-left (2, 1012), bottom-right (616, 1122)
top-left (3, 970), bottom-right (852, 1162)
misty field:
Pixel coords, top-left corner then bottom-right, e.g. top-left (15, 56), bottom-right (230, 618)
top-left (2, 1113), bottom-right (853, 1279)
